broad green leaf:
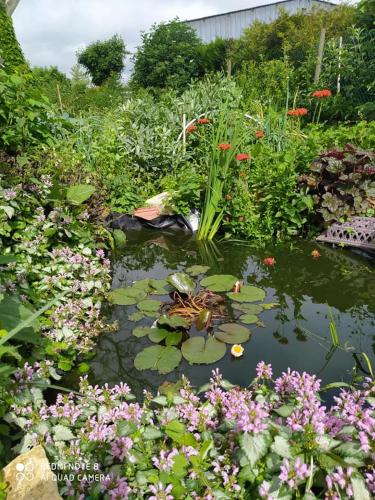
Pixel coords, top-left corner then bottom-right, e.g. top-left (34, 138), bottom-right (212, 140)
top-left (66, 184), bottom-right (95, 204)
top-left (351, 477), bottom-right (371, 500)
top-left (149, 279), bottom-right (170, 295)
top-left (148, 328), bottom-right (172, 343)
top-left (181, 336), bottom-right (226, 364)
top-left (186, 265), bottom-right (210, 277)
top-left (133, 326), bottom-right (154, 338)
top-left (274, 405), bottom-right (294, 417)
top-left (108, 287), bottom-right (146, 305)
top-left (0, 255), bottom-right (18, 264)
top-left (262, 303), bottom-right (279, 310)
top-left (165, 331), bottom-right (183, 346)
top-left (128, 311), bottom-right (145, 322)
top-left (143, 427), bottom-right (163, 440)
top-left (117, 421), bottom-right (137, 437)
top-left (165, 420), bottom-right (197, 446)
top-left (240, 314), bottom-right (258, 324)
top-left (271, 436), bottom-right (292, 458)
top-left (167, 272), bottom-right (195, 294)
top-left (134, 345), bottom-right (182, 374)
top-left (215, 323), bottom-right (250, 344)
top-left (200, 274), bottom-right (238, 292)
top-left (240, 431), bottom-right (272, 467)
top-left (113, 229), bottom-right (126, 249)
top-left (137, 299), bottom-right (162, 313)
top-left (53, 425), bottom-right (75, 441)
top-left (232, 303), bottom-right (263, 314)
top-left (228, 285), bottom-right (266, 302)
top-left (158, 315), bottom-right (189, 329)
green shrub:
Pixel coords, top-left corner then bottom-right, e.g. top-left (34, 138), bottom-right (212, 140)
top-left (0, 1), bottom-right (28, 72)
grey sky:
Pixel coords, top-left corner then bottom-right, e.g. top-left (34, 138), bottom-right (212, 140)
top-left (12, 0), bottom-right (282, 76)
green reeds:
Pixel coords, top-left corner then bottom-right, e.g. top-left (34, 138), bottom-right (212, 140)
top-left (197, 105), bottom-right (243, 240)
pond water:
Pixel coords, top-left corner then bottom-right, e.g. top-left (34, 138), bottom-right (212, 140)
top-left (88, 229), bottom-right (375, 400)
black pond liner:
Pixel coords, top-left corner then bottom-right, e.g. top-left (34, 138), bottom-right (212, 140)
top-left (107, 213), bottom-right (194, 232)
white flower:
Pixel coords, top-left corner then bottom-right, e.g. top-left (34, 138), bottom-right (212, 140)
top-left (231, 344), bottom-right (244, 358)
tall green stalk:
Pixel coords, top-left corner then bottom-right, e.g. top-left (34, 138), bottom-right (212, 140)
top-left (197, 106), bottom-right (242, 240)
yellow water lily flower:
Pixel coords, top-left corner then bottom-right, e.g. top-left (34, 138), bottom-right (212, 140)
top-left (231, 344), bottom-right (244, 358)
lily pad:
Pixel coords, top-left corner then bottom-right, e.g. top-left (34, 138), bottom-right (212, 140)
top-left (181, 337), bottom-right (226, 364)
top-left (134, 345), bottom-right (182, 374)
top-left (148, 328), bottom-right (172, 343)
top-left (165, 331), bottom-right (183, 346)
top-left (262, 303), bottom-right (279, 310)
top-left (167, 272), bottom-right (195, 294)
top-left (108, 287), bottom-right (147, 305)
top-left (240, 314), bottom-right (258, 325)
top-left (128, 311), bottom-right (146, 322)
top-left (227, 285), bottom-right (265, 303)
top-left (232, 303), bottom-right (263, 314)
top-left (186, 265), bottom-right (210, 277)
top-left (215, 323), bottom-right (250, 344)
top-left (137, 299), bottom-right (162, 313)
top-left (200, 274), bottom-right (238, 292)
top-left (133, 279), bottom-right (152, 291)
top-left (196, 309), bottom-right (211, 330)
top-left (149, 279), bottom-right (170, 295)
top-left (132, 326), bottom-right (154, 338)
top-left (158, 315), bottom-right (189, 329)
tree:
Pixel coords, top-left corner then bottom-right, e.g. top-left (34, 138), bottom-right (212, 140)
top-left (70, 64), bottom-right (91, 86)
top-left (132, 19), bottom-right (201, 92)
top-left (78, 35), bottom-right (127, 86)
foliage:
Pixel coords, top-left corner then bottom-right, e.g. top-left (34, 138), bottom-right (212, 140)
top-left (300, 145), bottom-right (375, 223)
top-left (78, 35), bottom-right (127, 86)
top-left (6, 362), bottom-right (375, 499)
top-left (232, 5), bottom-right (356, 69)
top-left (132, 20), bottom-right (201, 92)
top-left (197, 38), bottom-right (233, 75)
top-left (0, 69), bottom-right (66, 153)
top-left (0, 1), bottom-right (28, 72)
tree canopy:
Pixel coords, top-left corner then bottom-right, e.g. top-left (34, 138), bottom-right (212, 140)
top-left (132, 19), bottom-right (201, 92)
top-left (78, 35), bottom-right (127, 86)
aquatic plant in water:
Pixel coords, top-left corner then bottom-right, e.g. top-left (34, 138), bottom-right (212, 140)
top-left (109, 270), bottom-right (276, 374)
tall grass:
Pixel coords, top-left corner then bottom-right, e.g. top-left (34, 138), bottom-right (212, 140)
top-left (197, 105), bottom-right (243, 240)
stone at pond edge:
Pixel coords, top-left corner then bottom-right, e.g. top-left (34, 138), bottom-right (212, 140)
top-left (3, 445), bottom-right (62, 500)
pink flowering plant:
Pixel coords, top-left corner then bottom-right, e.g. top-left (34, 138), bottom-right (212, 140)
top-left (0, 174), bottom-right (113, 373)
top-left (6, 362), bottom-right (374, 499)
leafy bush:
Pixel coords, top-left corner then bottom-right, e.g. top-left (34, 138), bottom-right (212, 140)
top-left (132, 20), bottom-right (201, 92)
top-left (300, 145), bottom-right (375, 223)
top-left (0, 1), bottom-right (28, 72)
top-left (0, 70), bottom-right (66, 154)
top-left (78, 35), bottom-right (128, 86)
top-left (6, 363), bottom-right (375, 498)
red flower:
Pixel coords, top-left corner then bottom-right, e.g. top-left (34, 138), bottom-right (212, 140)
top-left (235, 153), bottom-right (251, 161)
top-left (218, 143), bottom-right (232, 151)
top-left (263, 257), bottom-right (276, 266)
top-left (255, 130), bottom-right (265, 139)
top-left (226, 195), bottom-right (232, 201)
top-left (198, 117), bottom-right (210, 124)
top-left (287, 108), bottom-right (308, 117)
top-left (186, 125), bottom-right (197, 134)
top-left (312, 89), bottom-right (332, 99)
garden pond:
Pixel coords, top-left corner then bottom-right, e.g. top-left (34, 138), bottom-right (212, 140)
top-left (68, 229), bottom-right (375, 399)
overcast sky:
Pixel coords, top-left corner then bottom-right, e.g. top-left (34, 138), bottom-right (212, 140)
top-left (12, 0), bottom-right (285, 76)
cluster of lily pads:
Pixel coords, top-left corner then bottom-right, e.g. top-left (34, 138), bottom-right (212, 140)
top-left (108, 267), bottom-right (278, 375)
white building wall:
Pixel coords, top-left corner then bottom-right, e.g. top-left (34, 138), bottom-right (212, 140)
top-left (186, 0), bottom-right (335, 43)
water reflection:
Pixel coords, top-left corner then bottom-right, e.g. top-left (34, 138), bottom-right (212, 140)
top-left (89, 230), bottom-right (375, 398)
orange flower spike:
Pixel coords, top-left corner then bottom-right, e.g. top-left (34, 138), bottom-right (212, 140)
top-left (218, 143), bottom-right (232, 151)
top-left (186, 124), bottom-right (197, 134)
top-left (255, 130), bottom-right (265, 139)
top-left (311, 249), bottom-right (321, 259)
top-left (287, 108), bottom-right (308, 117)
top-left (198, 117), bottom-right (210, 124)
top-left (312, 89), bottom-right (332, 98)
top-left (236, 153), bottom-right (251, 161)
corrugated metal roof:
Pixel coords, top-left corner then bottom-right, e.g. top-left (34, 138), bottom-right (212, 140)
top-left (185, 0), bottom-right (336, 43)
top-left (185, 0), bottom-right (335, 23)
